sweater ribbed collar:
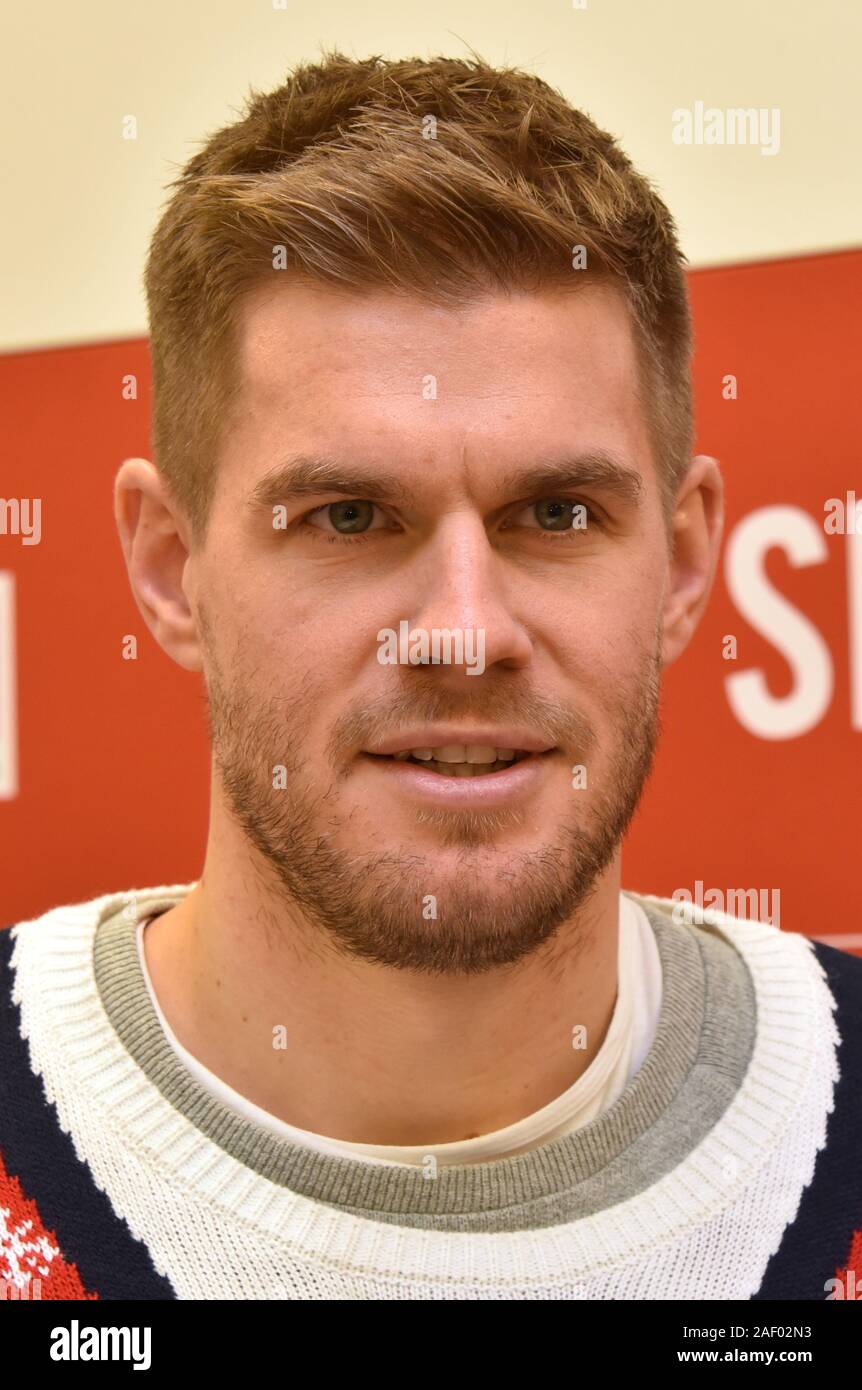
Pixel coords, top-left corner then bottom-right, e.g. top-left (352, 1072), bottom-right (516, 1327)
top-left (90, 885), bottom-right (756, 1229)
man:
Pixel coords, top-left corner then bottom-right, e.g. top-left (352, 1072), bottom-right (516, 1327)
top-left (1, 51), bottom-right (860, 1302)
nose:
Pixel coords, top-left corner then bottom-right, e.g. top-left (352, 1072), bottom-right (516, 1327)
top-left (402, 512), bottom-right (533, 676)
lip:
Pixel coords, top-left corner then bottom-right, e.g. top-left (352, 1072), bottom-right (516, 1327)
top-left (360, 750), bottom-right (555, 806)
top-left (365, 727), bottom-right (557, 756)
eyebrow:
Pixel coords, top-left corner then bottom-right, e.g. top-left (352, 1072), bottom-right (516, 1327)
top-left (248, 456), bottom-right (413, 511)
top-left (248, 450), bottom-right (645, 512)
top-left (500, 454), bottom-right (645, 507)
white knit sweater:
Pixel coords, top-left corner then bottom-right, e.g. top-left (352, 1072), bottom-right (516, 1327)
top-left (5, 886), bottom-right (840, 1299)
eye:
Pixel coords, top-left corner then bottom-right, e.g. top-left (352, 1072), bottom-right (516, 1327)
top-left (305, 500), bottom-right (386, 534)
top-left (511, 498), bottom-right (595, 532)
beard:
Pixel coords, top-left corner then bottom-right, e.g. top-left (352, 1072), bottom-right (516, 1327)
top-left (200, 614), bottom-right (662, 977)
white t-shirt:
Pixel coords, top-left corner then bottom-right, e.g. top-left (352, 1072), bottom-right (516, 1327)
top-left (137, 892), bottom-right (662, 1168)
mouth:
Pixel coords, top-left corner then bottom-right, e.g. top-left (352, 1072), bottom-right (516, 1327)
top-left (364, 746), bottom-right (546, 778)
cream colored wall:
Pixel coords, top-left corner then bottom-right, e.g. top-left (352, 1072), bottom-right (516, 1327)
top-left (1, 0), bottom-right (859, 352)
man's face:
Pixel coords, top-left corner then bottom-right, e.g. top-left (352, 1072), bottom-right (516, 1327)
top-left (190, 279), bottom-right (670, 974)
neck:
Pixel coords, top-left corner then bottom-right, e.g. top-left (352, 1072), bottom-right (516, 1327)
top-left (142, 806), bottom-right (623, 1147)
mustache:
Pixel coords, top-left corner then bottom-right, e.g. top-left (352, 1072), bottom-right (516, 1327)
top-left (327, 680), bottom-right (596, 761)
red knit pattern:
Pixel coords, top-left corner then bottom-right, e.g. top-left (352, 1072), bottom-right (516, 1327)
top-left (833, 1228), bottom-right (862, 1300)
top-left (0, 1149), bottom-right (98, 1300)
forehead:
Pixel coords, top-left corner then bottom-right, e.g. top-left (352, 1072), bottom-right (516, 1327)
top-left (238, 276), bottom-right (640, 387)
top-left (224, 277), bottom-right (655, 496)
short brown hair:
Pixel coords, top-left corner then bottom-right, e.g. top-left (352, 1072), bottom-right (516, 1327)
top-left (145, 50), bottom-right (694, 540)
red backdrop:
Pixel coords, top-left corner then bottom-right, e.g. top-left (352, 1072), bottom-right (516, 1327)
top-left (1, 249), bottom-right (860, 947)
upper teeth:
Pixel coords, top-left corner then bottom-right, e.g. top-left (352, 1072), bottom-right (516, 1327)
top-left (393, 746), bottom-right (519, 763)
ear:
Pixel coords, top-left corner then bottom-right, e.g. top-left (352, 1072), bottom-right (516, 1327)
top-left (113, 457), bottom-right (203, 672)
top-left (661, 454), bottom-right (724, 668)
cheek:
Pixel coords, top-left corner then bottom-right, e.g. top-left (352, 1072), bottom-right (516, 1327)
top-left (538, 559), bottom-right (661, 646)
top-left (537, 575), bottom-right (663, 715)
